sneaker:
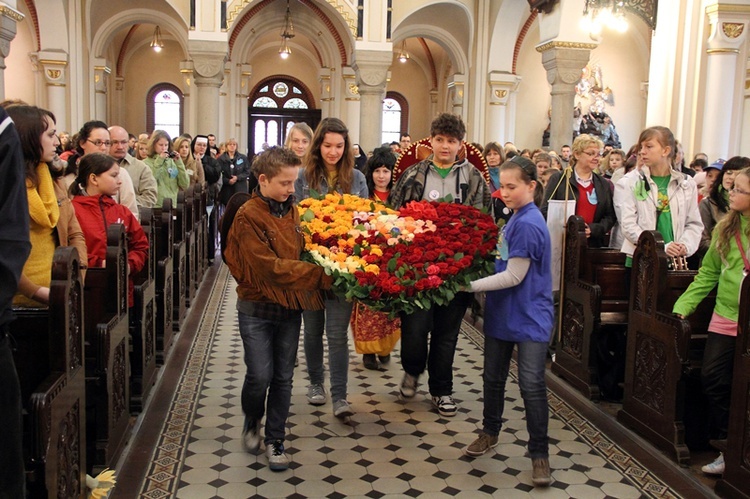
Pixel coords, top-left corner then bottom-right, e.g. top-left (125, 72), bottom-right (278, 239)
top-left (265, 440), bottom-right (290, 471)
top-left (333, 399), bottom-right (354, 418)
top-left (242, 419), bottom-right (261, 453)
top-left (432, 395), bottom-right (458, 417)
top-left (306, 384), bottom-right (327, 405)
top-left (463, 432), bottom-right (499, 457)
top-left (378, 354), bottom-right (391, 365)
top-left (532, 457), bottom-right (551, 487)
top-left (701, 453), bottom-right (725, 475)
top-left (399, 373), bottom-right (418, 398)
top-left (363, 354), bottom-right (378, 370)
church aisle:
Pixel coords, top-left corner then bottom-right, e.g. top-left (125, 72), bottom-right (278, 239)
top-left (125, 264), bottom-right (696, 498)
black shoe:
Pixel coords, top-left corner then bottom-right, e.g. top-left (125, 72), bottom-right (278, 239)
top-left (363, 354), bottom-right (378, 370)
top-left (378, 354), bottom-right (391, 365)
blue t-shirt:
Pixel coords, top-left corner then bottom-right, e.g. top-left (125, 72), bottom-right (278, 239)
top-left (484, 202), bottom-right (554, 342)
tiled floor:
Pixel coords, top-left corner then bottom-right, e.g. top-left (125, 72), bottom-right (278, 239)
top-left (132, 264), bottom-right (701, 498)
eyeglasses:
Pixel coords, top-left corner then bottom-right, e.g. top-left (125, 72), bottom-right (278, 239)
top-left (111, 140), bottom-right (129, 146)
top-left (730, 187), bottom-right (750, 196)
top-left (581, 150), bottom-right (601, 157)
top-left (87, 139), bottom-right (111, 147)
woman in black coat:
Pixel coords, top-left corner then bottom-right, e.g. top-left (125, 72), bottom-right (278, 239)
top-left (218, 137), bottom-right (254, 206)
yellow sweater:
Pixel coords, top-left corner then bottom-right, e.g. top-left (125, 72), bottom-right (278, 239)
top-left (13, 164), bottom-right (59, 307)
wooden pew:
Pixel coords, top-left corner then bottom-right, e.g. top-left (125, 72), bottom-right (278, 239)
top-left (715, 275), bottom-right (750, 499)
top-left (552, 216), bottom-right (628, 400)
top-left (83, 224), bottom-right (131, 473)
top-left (193, 183), bottom-right (206, 286)
top-left (131, 207), bottom-right (158, 413)
top-left (11, 247), bottom-right (86, 498)
top-left (171, 195), bottom-right (188, 330)
top-left (153, 200), bottom-right (174, 364)
top-left (179, 187), bottom-right (197, 308)
top-left (617, 230), bottom-right (715, 465)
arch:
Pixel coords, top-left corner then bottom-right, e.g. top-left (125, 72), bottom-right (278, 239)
top-left (22, 0), bottom-right (40, 51)
top-left (417, 37), bottom-right (438, 89)
top-left (513, 11), bottom-right (538, 75)
top-left (249, 76), bottom-right (316, 110)
top-left (385, 91), bottom-right (409, 137)
top-left (393, 25), bottom-right (468, 75)
top-left (488, 0), bottom-right (532, 73)
top-left (91, 9), bottom-right (188, 59)
top-left (146, 82), bottom-right (184, 137)
top-left (116, 24), bottom-right (140, 77)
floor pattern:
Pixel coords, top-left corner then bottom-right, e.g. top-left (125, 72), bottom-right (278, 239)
top-left (138, 264), bottom-right (682, 498)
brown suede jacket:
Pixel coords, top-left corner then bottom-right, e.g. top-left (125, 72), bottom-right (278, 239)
top-left (224, 194), bottom-right (332, 310)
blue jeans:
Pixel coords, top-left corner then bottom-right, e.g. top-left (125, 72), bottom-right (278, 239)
top-left (303, 297), bottom-right (354, 402)
top-left (238, 311), bottom-right (301, 443)
top-left (399, 292), bottom-right (472, 396)
top-left (701, 332), bottom-right (736, 440)
top-left (483, 336), bottom-right (549, 459)
top-left (0, 334), bottom-right (25, 498)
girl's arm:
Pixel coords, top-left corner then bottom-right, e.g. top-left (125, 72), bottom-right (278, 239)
top-left (673, 240), bottom-right (721, 317)
top-left (470, 257), bottom-right (530, 292)
top-left (174, 158), bottom-right (190, 190)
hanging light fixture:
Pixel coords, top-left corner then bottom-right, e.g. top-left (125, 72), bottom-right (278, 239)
top-left (580, 0), bottom-right (629, 38)
top-left (150, 25), bottom-right (164, 52)
top-left (396, 40), bottom-right (409, 63)
top-left (279, 0), bottom-right (295, 59)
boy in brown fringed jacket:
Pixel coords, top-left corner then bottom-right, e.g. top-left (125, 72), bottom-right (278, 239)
top-left (224, 146), bottom-right (332, 472)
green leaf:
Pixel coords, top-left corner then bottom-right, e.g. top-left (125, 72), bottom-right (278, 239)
top-left (339, 197), bottom-right (345, 205)
top-left (301, 209), bottom-right (316, 222)
top-left (454, 252), bottom-right (464, 260)
top-left (387, 257), bottom-right (398, 273)
top-left (309, 188), bottom-right (323, 200)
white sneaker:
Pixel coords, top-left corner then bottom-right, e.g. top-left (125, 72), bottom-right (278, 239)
top-left (701, 453), bottom-right (724, 475)
top-left (431, 395), bottom-right (458, 417)
top-left (265, 440), bottom-right (290, 471)
top-left (400, 373), bottom-right (418, 398)
top-left (306, 384), bottom-right (327, 405)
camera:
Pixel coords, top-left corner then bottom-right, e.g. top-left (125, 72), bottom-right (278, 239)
top-left (168, 151), bottom-right (178, 159)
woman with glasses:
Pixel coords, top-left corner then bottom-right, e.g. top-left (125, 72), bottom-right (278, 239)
top-left (541, 133), bottom-right (616, 248)
top-left (62, 120), bottom-right (139, 219)
top-left (144, 129), bottom-right (189, 206)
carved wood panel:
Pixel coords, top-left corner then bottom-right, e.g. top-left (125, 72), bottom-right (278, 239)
top-left (633, 332), bottom-right (666, 413)
top-left (112, 339), bottom-right (127, 424)
top-left (561, 298), bottom-right (584, 360)
top-left (56, 400), bottom-right (81, 499)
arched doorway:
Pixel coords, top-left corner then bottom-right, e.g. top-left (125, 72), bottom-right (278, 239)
top-left (248, 76), bottom-right (320, 155)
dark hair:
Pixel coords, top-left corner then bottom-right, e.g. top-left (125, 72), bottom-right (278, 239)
top-left (3, 104), bottom-right (56, 188)
top-left (709, 155), bottom-right (750, 213)
top-left (363, 146), bottom-right (396, 195)
top-left (69, 152), bottom-right (117, 196)
top-left (400, 133), bottom-right (410, 140)
top-left (147, 130), bottom-right (174, 157)
top-left (483, 142), bottom-right (504, 162)
top-left (638, 126), bottom-right (676, 165)
top-left (500, 156), bottom-right (544, 207)
top-left (305, 117), bottom-right (354, 194)
top-left (128, 133), bottom-right (136, 141)
top-left (430, 113), bottom-right (466, 141)
top-left (251, 146), bottom-right (301, 179)
top-left (75, 120), bottom-right (109, 154)
top-left (689, 158), bottom-right (708, 171)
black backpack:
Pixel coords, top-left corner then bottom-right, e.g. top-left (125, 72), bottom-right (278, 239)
top-left (219, 192), bottom-right (253, 264)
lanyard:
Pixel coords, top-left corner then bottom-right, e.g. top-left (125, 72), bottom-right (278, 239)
top-left (735, 232), bottom-right (750, 275)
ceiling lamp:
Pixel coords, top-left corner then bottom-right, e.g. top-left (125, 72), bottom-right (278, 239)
top-left (150, 25), bottom-right (164, 52)
top-left (279, 0), bottom-right (295, 59)
top-left (580, 0), bottom-right (629, 37)
top-left (396, 40), bottom-right (409, 63)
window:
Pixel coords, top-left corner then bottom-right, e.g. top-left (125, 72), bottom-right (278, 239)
top-left (250, 77), bottom-right (312, 109)
top-left (147, 83), bottom-right (183, 139)
top-left (382, 91), bottom-right (408, 145)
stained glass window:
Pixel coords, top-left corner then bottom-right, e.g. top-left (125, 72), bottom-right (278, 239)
top-left (154, 90), bottom-right (181, 139)
top-left (382, 98), bottom-right (401, 144)
top-left (283, 98), bottom-right (308, 109)
top-left (253, 97), bottom-right (278, 108)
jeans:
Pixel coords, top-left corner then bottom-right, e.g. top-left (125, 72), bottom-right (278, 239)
top-left (483, 336), bottom-right (549, 459)
top-left (238, 311), bottom-right (301, 443)
top-left (701, 332), bottom-right (736, 440)
top-left (399, 292), bottom-right (472, 396)
top-left (303, 297), bottom-right (354, 402)
top-left (0, 334), bottom-right (25, 498)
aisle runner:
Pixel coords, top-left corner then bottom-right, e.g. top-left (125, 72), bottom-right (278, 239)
top-left (139, 266), bottom-right (681, 498)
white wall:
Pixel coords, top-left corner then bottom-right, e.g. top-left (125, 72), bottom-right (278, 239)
top-left (5, 7), bottom-right (37, 106)
top-left (514, 22), bottom-right (549, 149)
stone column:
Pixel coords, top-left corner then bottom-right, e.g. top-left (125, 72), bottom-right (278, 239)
top-left (487, 71), bottom-right (522, 143)
top-left (188, 40), bottom-right (228, 136)
top-left (32, 51), bottom-right (70, 132)
top-left (537, 41), bottom-right (595, 153)
top-left (179, 61), bottom-right (195, 136)
top-left (113, 76), bottom-right (124, 125)
top-left (352, 49), bottom-right (392, 154)
top-left (429, 89), bottom-right (439, 120)
top-left (447, 74), bottom-right (466, 119)
top-left (342, 66), bottom-right (361, 143)
top-left (0, 4), bottom-right (23, 100)
top-left (318, 67), bottom-right (334, 118)
top-left (93, 58), bottom-right (111, 123)
top-left (700, 6), bottom-right (749, 161)
top-left (237, 64), bottom-right (252, 153)
top-left (219, 67), bottom-right (230, 141)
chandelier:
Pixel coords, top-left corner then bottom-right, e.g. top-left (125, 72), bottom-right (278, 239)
top-left (150, 25), bottom-right (164, 53)
top-left (396, 40), bottom-right (409, 63)
top-left (279, 0), bottom-right (295, 59)
top-left (580, 0), bottom-right (628, 37)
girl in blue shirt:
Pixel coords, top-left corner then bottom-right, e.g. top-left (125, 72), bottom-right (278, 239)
top-left (464, 156), bottom-right (554, 487)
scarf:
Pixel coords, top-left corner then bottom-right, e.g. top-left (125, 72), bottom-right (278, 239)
top-left (27, 163), bottom-right (60, 230)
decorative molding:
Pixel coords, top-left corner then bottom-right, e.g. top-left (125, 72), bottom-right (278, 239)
top-left (536, 41), bottom-right (598, 53)
top-left (706, 4), bottom-right (750, 15)
top-left (723, 22), bottom-right (745, 39)
top-left (0, 5), bottom-right (24, 21)
top-left (495, 90), bottom-right (507, 99)
top-left (348, 83), bottom-right (359, 95)
top-left (707, 48), bottom-right (740, 54)
top-left (38, 59), bottom-right (68, 66)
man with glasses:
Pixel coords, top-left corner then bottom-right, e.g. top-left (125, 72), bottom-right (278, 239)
top-left (109, 126), bottom-right (158, 210)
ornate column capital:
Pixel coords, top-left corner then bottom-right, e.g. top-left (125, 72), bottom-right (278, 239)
top-left (352, 49), bottom-right (392, 94)
top-left (188, 39), bottom-right (228, 85)
top-left (238, 63), bottom-right (252, 98)
top-left (705, 4), bottom-right (750, 54)
top-left (93, 58), bottom-right (111, 94)
top-left (488, 71), bottom-right (522, 106)
top-left (32, 51), bottom-right (69, 87)
top-left (342, 66), bottom-right (360, 102)
top-left (0, 3), bottom-right (22, 59)
top-left (447, 74), bottom-right (466, 108)
top-left (537, 43), bottom-right (592, 93)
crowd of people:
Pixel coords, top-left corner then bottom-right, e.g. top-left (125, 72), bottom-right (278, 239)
top-left (2, 100), bottom-right (749, 492)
